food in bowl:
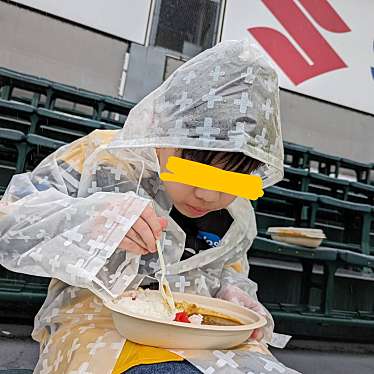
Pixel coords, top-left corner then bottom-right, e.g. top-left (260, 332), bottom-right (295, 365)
top-left (106, 290), bottom-right (267, 350)
top-left (115, 289), bottom-right (242, 327)
top-left (267, 227), bottom-right (326, 248)
top-left (175, 301), bottom-right (242, 326)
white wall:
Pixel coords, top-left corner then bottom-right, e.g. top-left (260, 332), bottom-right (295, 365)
top-left (0, 2), bottom-right (128, 96)
top-left (13, 0), bottom-right (152, 44)
top-left (280, 91), bottom-right (374, 163)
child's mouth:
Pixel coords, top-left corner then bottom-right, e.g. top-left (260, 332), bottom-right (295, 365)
top-left (184, 204), bottom-right (210, 216)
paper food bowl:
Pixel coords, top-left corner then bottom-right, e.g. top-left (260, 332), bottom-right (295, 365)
top-left (267, 227), bottom-right (326, 248)
top-left (105, 291), bottom-right (267, 350)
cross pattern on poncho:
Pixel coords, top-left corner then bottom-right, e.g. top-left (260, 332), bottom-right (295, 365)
top-left (102, 206), bottom-right (133, 229)
top-left (264, 77), bottom-right (277, 92)
top-left (67, 287), bottom-right (79, 299)
top-left (63, 227), bottom-right (83, 246)
top-left (87, 181), bottom-right (102, 194)
top-left (255, 128), bottom-right (269, 149)
top-left (87, 235), bottom-right (115, 256)
top-left (168, 119), bottom-right (190, 137)
top-left (36, 229), bottom-right (51, 240)
top-left (176, 91), bottom-right (193, 112)
top-left (61, 330), bottom-right (71, 343)
top-left (64, 207), bottom-right (78, 222)
top-left (156, 96), bottom-right (172, 113)
top-left (66, 259), bottom-right (85, 284)
top-left (262, 99), bottom-right (274, 120)
top-left (213, 350), bottom-right (239, 369)
top-left (54, 350), bottom-right (63, 372)
top-left (183, 70), bottom-right (197, 84)
top-left (210, 65), bottom-right (225, 81)
top-left (195, 275), bottom-right (207, 293)
top-left (70, 362), bottom-right (92, 374)
top-left (89, 298), bottom-right (104, 313)
top-left (202, 89), bottom-right (223, 109)
top-left (78, 324), bottom-right (95, 334)
top-left (196, 365), bottom-right (215, 374)
top-left (67, 338), bottom-right (81, 362)
top-left (175, 275), bottom-right (191, 292)
top-left (26, 214), bottom-right (41, 225)
top-left (195, 118), bottom-right (220, 139)
top-left (49, 255), bottom-right (61, 272)
top-left (87, 337), bottom-right (106, 355)
top-left (259, 357), bottom-right (287, 372)
top-left (149, 260), bottom-right (160, 272)
top-left (45, 307), bottom-right (60, 323)
top-left (107, 166), bottom-right (125, 181)
top-left (234, 92), bottom-right (253, 114)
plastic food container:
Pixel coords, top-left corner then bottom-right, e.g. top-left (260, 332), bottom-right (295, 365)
top-left (267, 227), bottom-right (326, 248)
top-left (105, 291), bottom-right (267, 350)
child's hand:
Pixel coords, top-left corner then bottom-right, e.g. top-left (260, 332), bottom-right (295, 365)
top-left (118, 204), bottom-right (168, 255)
top-left (216, 285), bottom-right (267, 342)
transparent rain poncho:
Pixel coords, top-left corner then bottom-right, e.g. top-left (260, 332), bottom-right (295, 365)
top-left (0, 40), bottom-right (297, 374)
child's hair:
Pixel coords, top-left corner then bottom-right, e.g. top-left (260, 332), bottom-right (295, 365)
top-left (181, 149), bottom-right (264, 174)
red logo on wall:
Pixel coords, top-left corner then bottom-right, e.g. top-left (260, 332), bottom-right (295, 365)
top-left (248, 0), bottom-right (351, 85)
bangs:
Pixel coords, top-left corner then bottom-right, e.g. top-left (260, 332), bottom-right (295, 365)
top-left (181, 149), bottom-right (264, 174)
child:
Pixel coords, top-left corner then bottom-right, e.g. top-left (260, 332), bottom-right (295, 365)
top-left (0, 40), bottom-right (295, 374)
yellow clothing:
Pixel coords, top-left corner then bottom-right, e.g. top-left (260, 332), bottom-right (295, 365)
top-left (112, 341), bottom-right (183, 374)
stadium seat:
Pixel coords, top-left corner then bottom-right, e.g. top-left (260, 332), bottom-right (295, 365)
top-left (25, 134), bottom-right (67, 171)
top-left (0, 99), bottom-right (35, 134)
top-left (36, 108), bottom-right (105, 142)
top-left (47, 82), bottom-right (104, 117)
top-left (0, 67), bottom-right (135, 129)
top-left (283, 141), bottom-right (312, 169)
top-left (250, 236), bottom-right (374, 324)
top-left (340, 157), bottom-right (372, 184)
top-left (316, 195), bottom-right (373, 255)
top-left (307, 172), bottom-right (350, 200)
top-left (308, 149), bottom-right (341, 177)
top-left (348, 181), bottom-right (374, 205)
top-left (279, 166), bottom-right (309, 192)
top-left (0, 265), bottom-right (49, 322)
top-left (0, 129), bottom-right (28, 190)
top-left (256, 186), bottom-right (319, 232)
top-left (0, 66), bottom-right (50, 107)
top-left (251, 236), bottom-right (338, 315)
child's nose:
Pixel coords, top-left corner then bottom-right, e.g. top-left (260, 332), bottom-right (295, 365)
top-left (194, 187), bottom-right (220, 203)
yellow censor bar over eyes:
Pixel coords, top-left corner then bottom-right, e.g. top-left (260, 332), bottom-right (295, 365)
top-left (160, 156), bottom-right (264, 200)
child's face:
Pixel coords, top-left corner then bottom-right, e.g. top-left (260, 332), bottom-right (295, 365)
top-left (156, 148), bottom-right (236, 218)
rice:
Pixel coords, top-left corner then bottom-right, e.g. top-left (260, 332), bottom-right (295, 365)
top-left (115, 289), bottom-right (177, 321)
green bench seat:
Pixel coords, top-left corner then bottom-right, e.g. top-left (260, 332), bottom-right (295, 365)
top-left (348, 181), bottom-right (374, 205)
top-left (308, 172), bottom-right (349, 200)
top-left (36, 108), bottom-right (105, 142)
top-left (316, 196), bottom-right (373, 255)
top-left (0, 265), bottom-right (49, 322)
top-left (0, 129), bottom-right (28, 188)
top-left (250, 236), bottom-right (374, 320)
top-left (255, 186), bottom-right (318, 233)
top-left (308, 149), bottom-right (341, 177)
top-left (0, 67), bottom-right (49, 108)
top-left (283, 141), bottom-right (312, 169)
top-left (340, 157), bottom-right (372, 184)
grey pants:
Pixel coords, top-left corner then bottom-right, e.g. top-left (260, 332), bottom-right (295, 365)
top-left (124, 361), bottom-right (202, 373)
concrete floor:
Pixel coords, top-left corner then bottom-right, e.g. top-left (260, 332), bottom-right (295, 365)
top-left (1, 324), bottom-right (373, 373)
